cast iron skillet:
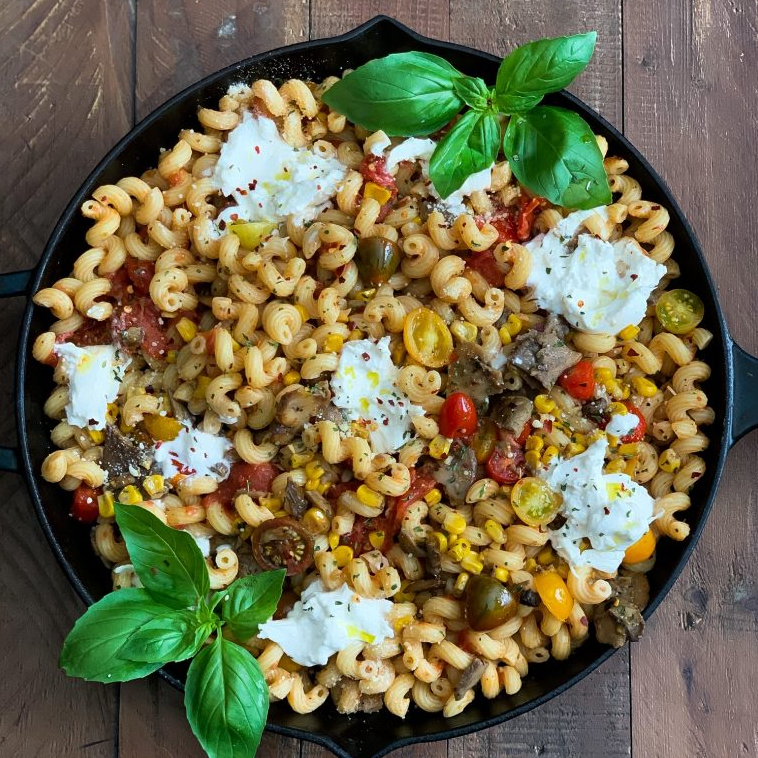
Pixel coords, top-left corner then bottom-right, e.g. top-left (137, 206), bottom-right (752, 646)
top-left (1, 16), bottom-right (756, 758)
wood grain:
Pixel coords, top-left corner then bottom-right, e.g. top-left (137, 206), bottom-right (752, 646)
top-left (624, 1), bottom-right (758, 756)
top-left (0, 0), bottom-right (133, 756)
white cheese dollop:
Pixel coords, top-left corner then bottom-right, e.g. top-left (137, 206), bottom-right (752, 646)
top-left (258, 580), bottom-right (393, 666)
top-left (605, 412), bottom-right (640, 439)
top-left (526, 208), bottom-right (667, 334)
top-left (191, 535), bottom-right (211, 557)
top-left (153, 424), bottom-right (233, 483)
top-left (53, 343), bottom-right (129, 430)
top-left (541, 439), bottom-right (655, 573)
top-left (213, 112), bottom-right (348, 226)
top-left (330, 337), bottom-right (422, 454)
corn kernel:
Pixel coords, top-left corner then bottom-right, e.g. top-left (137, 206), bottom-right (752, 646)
top-left (165, 349), bottom-right (177, 364)
top-left (525, 450), bottom-right (542, 469)
top-left (609, 402), bottom-right (628, 416)
top-left (448, 538), bottom-right (471, 562)
top-left (350, 421), bottom-right (370, 440)
top-left (368, 530), bottom-right (386, 551)
top-left (118, 485), bottom-right (143, 505)
top-left (594, 367), bottom-right (615, 383)
top-left (505, 314), bottom-right (523, 336)
top-left (460, 553), bottom-right (484, 574)
top-left (624, 459), bottom-right (637, 477)
top-left (525, 435), bottom-right (544, 452)
top-left (193, 375), bottom-right (212, 400)
top-left (88, 429), bottom-right (104, 445)
top-left (316, 481), bottom-right (331, 495)
top-left (259, 496), bottom-right (283, 510)
top-left (283, 370), bottom-right (301, 386)
top-left (632, 376), bottom-right (658, 397)
top-left (393, 615), bottom-right (413, 632)
top-left (357, 484), bottom-right (383, 508)
top-left (98, 491), bottom-right (115, 518)
top-left (143, 475), bottom-right (165, 498)
top-left (363, 181), bottom-right (393, 205)
top-left (564, 442), bottom-right (586, 458)
top-left (524, 558), bottom-right (537, 572)
top-left (305, 479), bottom-right (320, 491)
top-left (659, 448), bottom-right (682, 473)
top-left (428, 531), bottom-right (448, 553)
top-left (332, 545), bottom-right (354, 567)
top-left (483, 519), bottom-right (505, 544)
top-left (443, 512), bottom-right (467, 535)
top-left (303, 507), bottom-right (330, 534)
top-left (424, 488), bottom-right (442, 506)
top-left (106, 402), bottom-right (119, 423)
top-left (305, 461), bottom-right (325, 480)
top-left (336, 310), bottom-right (349, 323)
top-left (289, 450), bottom-right (315, 468)
top-left (534, 394), bottom-right (556, 414)
top-left (230, 337), bottom-right (242, 352)
top-left (323, 334), bottom-right (344, 353)
top-left (618, 324), bottom-right (640, 341)
top-left (357, 288), bottom-right (376, 302)
top-left (498, 325), bottom-right (512, 345)
top-left (605, 458), bottom-right (627, 474)
top-left (348, 328), bottom-right (364, 341)
top-left (119, 421), bottom-right (135, 434)
top-left (175, 317), bottom-right (197, 342)
top-left (391, 340), bottom-right (406, 365)
top-left (542, 445), bottom-right (559, 465)
top-left (328, 532), bottom-right (340, 550)
top-left (537, 547), bottom-right (555, 566)
top-left (294, 304), bottom-right (310, 322)
top-left (429, 435), bottom-right (452, 459)
top-left (450, 320), bottom-right (478, 343)
top-left (454, 572), bottom-right (470, 594)
top-left (618, 442), bottom-right (640, 457)
top-left (620, 384), bottom-right (631, 399)
top-left (604, 378), bottom-right (624, 399)
top-left (273, 509), bottom-right (288, 518)
top-left (494, 566), bottom-right (510, 583)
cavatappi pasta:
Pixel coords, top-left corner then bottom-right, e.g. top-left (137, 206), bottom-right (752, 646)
top-left (33, 72), bottom-right (712, 718)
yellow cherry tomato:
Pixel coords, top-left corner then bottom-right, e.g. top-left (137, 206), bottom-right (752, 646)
top-left (623, 528), bottom-right (656, 564)
top-left (533, 570), bottom-right (573, 622)
top-left (403, 307), bottom-right (453, 368)
top-left (510, 477), bottom-right (562, 527)
top-left (655, 289), bottom-right (704, 334)
top-left (229, 221), bottom-right (277, 249)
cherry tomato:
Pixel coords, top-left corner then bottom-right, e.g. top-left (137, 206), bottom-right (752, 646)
top-left (516, 196), bottom-right (543, 240)
top-left (359, 155), bottom-right (397, 192)
top-left (558, 360), bottom-right (596, 401)
top-left (251, 517), bottom-right (314, 575)
top-left (403, 307), bottom-right (453, 368)
top-left (126, 258), bottom-right (155, 296)
top-left (623, 528), bottom-right (656, 564)
top-left (229, 221), bottom-right (277, 250)
top-left (515, 420), bottom-right (533, 447)
top-left (487, 208), bottom-right (518, 243)
top-left (388, 470), bottom-right (437, 534)
top-left (202, 462), bottom-right (279, 509)
top-left (472, 418), bottom-right (498, 464)
top-left (464, 575), bottom-right (520, 631)
top-left (655, 289), bottom-right (704, 334)
top-left (356, 236), bottom-right (401, 285)
top-left (111, 297), bottom-right (175, 359)
top-left (510, 477), bottom-right (562, 527)
top-left (71, 484), bottom-right (101, 523)
top-left (533, 571), bottom-right (573, 622)
top-left (439, 392), bottom-right (478, 439)
top-left (486, 442), bottom-right (525, 485)
top-left (465, 249), bottom-right (506, 287)
top-left (199, 327), bottom-right (218, 353)
top-left (620, 402), bottom-right (647, 443)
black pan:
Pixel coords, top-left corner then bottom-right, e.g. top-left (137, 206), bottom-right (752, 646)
top-left (1, 16), bottom-right (756, 758)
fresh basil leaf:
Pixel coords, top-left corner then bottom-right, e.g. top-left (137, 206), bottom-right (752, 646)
top-left (503, 105), bottom-right (611, 209)
top-left (321, 52), bottom-right (463, 136)
top-left (429, 110), bottom-right (501, 199)
top-left (495, 32), bottom-right (597, 113)
top-left (120, 608), bottom-right (213, 664)
top-left (185, 636), bottom-right (269, 758)
top-left (453, 76), bottom-right (490, 111)
top-left (222, 570), bottom-right (285, 641)
top-left (115, 503), bottom-right (209, 609)
top-left (60, 589), bottom-right (168, 683)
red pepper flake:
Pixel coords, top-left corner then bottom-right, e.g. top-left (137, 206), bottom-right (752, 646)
top-left (254, 145), bottom-right (261, 154)
top-left (631, 273), bottom-right (639, 281)
top-left (603, 507), bottom-right (611, 515)
top-left (230, 213), bottom-right (239, 221)
top-left (651, 204), bottom-right (660, 210)
top-left (249, 180), bottom-right (258, 190)
top-left (580, 616), bottom-right (589, 627)
top-left (361, 352), bottom-right (370, 361)
top-left (577, 300), bottom-right (585, 308)
top-left (382, 418), bottom-right (389, 426)
top-left (627, 348), bottom-right (639, 357)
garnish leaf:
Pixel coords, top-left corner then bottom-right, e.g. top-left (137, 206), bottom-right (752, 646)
top-left (495, 32), bottom-right (597, 113)
top-left (120, 608), bottom-right (214, 664)
top-left (429, 110), bottom-right (501, 198)
top-left (115, 503), bottom-right (209, 609)
top-left (453, 76), bottom-right (490, 111)
top-left (321, 52), bottom-right (463, 136)
top-left (59, 589), bottom-right (168, 682)
top-left (503, 105), bottom-right (611, 209)
top-left (222, 570), bottom-right (285, 641)
top-left (185, 636), bottom-right (269, 758)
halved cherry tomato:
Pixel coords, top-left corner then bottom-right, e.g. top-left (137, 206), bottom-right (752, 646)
top-left (71, 484), bottom-right (101, 523)
top-left (486, 442), bottom-right (525, 485)
top-left (202, 461), bottom-right (279, 510)
top-left (488, 208), bottom-right (518, 243)
top-left (558, 360), bottom-right (596, 401)
top-left (126, 258), bottom-right (155, 296)
top-left (464, 575), bottom-right (519, 631)
top-left (388, 470), bottom-right (436, 534)
top-left (439, 392), bottom-right (478, 439)
top-left (251, 517), bottom-right (314, 575)
top-left (516, 196), bottom-right (543, 241)
top-left (359, 155), bottom-right (397, 193)
top-left (655, 289), bottom-right (704, 334)
top-left (620, 402), bottom-right (647, 443)
top-left (403, 307), bottom-right (453, 368)
top-left (111, 297), bottom-right (175, 359)
top-left (515, 420), bottom-right (533, 447)
top-left (623, 528), bottom-right (656, 564)
top-left (510, 477), bottom-right (562, 527)
top-left (356, 236), bottom-right (401, 285)
top-left (533, 571), bottom-right (573, 622)
top-left (472, 418), bottom-right (498, 463)
top-left (465, 249), bottom-right (506, 287)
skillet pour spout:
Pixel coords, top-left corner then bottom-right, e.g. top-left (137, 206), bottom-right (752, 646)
top-left (1, 14), bottom-right (757, 758)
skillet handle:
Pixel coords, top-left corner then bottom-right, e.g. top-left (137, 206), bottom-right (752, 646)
top-left (0, 268), bottom-right (33, 473)
top-left (731, 340), bottom-right (758, 445)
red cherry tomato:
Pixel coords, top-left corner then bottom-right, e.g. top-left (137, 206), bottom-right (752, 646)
top-left (359, 155), bottom-right (397, 194)
top-left (111, 297), bottom-right (175, 359)
top-left (558, 360), bottom-right (596, 401)
top-left (486, 443), bottom-right (526, 485)
top-left (515, 420), bottom-right (533, 447)
top-left (251, 517), bottom-right (314, 575)
top-left (516, 197), bottom-right (543, 240)
top-left (439, 392), bottom-right (478, 439)
top-left (389, 471), bottom-right (437, 534)
top-left (71, 484), bottom-right (101, 523)
top-left (485, 207), bottom-right (518, 243)
top-left (620, 402), bottom-right (647, 443)
top-left (202, 461), bottom-right (279, 509)
top-left (465, 249), bottom-right (506, 287)
top-left (126, 258), bottom-right (155, 296)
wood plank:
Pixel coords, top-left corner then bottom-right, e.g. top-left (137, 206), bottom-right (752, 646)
top-left (624, 1), bottom-right (758, 756)
top-left (0, 0), bottom-right (134, 755)
top-left (450, 0), bottom-right (622, 124)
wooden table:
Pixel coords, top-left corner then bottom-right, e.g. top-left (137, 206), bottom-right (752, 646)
top-left (1, 1), bottom-right (756, 756)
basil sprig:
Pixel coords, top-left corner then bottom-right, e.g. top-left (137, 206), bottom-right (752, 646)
top-left (60, 503), bottom-right (285, 758)
top-left (322, 33), bottom-right (611, 209)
